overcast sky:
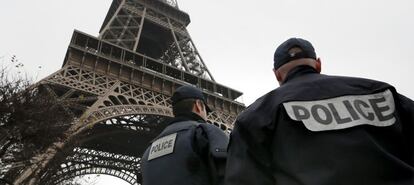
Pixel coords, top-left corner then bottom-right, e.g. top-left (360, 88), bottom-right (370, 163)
top-left (1, 0), bottom-right (414, 184)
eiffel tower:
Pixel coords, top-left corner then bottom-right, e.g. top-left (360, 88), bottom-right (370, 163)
top-left (11, 0), bottom-right (245, 184)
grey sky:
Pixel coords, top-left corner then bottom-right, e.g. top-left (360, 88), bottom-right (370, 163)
top-left (179, 0), bottom-right (414, 104)
top-left (1, 0), bottom-right (414, 184)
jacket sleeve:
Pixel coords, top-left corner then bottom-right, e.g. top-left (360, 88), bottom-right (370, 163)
top-left (225, 112), bottom-right (275, 185)
top-left (396, 94), bottom-right (414, 163)
top-left (194, 124), bottom-right (229, 185)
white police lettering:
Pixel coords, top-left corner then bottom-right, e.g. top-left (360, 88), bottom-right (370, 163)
top-left (148, 133), bottom-right (177, 160)
top-left (283, 89), bottom-right (395, 131)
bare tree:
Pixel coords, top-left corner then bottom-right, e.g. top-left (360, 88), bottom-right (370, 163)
top-left (0, 56), bottom-right (74, 183)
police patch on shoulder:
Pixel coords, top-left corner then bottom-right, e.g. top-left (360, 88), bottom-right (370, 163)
top-left (283, 89), bottom-right (396, 131)
top-left (148, 133), bottom-right (177, 160)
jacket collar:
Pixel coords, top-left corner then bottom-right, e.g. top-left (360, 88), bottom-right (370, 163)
top-left (283, 65), bottom-right (318, 84)
top-left (168, 112), bottom-right (205, 125)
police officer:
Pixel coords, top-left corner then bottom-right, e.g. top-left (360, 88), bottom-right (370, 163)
top-left (225, 38), bottom-right (414, 185)
top-left (141, 85), bottom-right (228, 185)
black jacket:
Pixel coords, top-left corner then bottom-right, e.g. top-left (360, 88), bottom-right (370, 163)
top-left (225, 66), bottom-right (414, 185)
top-left (141, 113), bottom-right (228, 185)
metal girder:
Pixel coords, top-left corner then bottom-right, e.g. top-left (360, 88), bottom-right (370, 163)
top-left (68, 30), bottom-right (244, 102)
top-left (40, 113), bottom-right (171, 184)
top-left (43, 64), bottom-right (236, 131)
top-left (99, 0), bottom-right (215, 81)
top-left (47, 147), bottom-right (140, 185)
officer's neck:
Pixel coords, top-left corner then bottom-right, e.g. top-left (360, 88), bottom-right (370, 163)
top-left (170, 112), bottom-right (205, 125)
top-left (283, 65), bottom-right (318, 84)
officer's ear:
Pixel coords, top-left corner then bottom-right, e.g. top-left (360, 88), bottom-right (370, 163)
top-left (315, 58), bottom-right (322, 73)
top-left (273, 68), bottom-right (282, 82)
top-left (193, 99), bottom-right (204, 114)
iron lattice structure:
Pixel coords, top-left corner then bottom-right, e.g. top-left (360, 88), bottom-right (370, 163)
top-left (51, 147), bottom-right (141, 185)
top-left (9, 0), bottom-right (245, 184)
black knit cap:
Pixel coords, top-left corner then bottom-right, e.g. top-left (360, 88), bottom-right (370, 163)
top-left (273, 38), bottom-right (317, 70)
top-left (171, 85), bottom-right (212, 113)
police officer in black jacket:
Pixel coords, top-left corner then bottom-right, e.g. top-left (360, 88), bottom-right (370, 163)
top-left (225, 38), bottom-right (414, 185)
top-left (141, 85), bottom-right (228, 185)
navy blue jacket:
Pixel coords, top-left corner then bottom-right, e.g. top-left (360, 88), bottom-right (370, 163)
top-left (141, 113), bottom-right (228, 185)
top-left (225, 66), bottom-right (414, 185)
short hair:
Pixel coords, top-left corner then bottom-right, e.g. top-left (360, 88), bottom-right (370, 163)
top-left (172, 98), bottom-right (196, 116)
